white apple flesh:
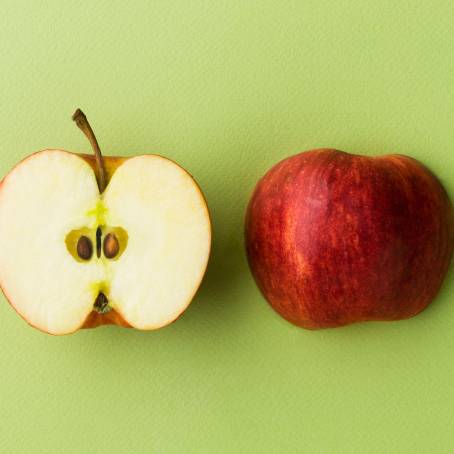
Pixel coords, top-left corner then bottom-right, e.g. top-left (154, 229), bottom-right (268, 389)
top-left (0, 113), bottom-right (211, 335)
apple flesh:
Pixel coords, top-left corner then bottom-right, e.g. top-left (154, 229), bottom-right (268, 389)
top-left (245, 149), bottom-right (454, 329)
top-left (0, 139), bottom-right (211, 335)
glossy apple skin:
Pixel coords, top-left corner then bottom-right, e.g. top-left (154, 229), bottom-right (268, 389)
top-left (245, 149), bottom-right (454, 329)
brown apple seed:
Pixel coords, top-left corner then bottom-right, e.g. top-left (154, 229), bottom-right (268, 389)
top-left (96, 226), bottom-right (102, 258)
top-left (103, 233), bottom-right (120, 259)
top-left (76, 235), bottom-right (93, 260)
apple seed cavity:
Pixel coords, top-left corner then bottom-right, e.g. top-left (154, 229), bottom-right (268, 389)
top-left (103, 233), bottom-right (120, 259)
top-left (76, 236), bottom-right (93, 260)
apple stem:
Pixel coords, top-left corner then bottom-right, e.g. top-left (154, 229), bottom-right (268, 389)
top-left (72, 109), bottom-right (107, 193)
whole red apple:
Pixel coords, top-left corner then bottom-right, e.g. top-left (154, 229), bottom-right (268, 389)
top-left (245, 149), bottom-right (454, 329)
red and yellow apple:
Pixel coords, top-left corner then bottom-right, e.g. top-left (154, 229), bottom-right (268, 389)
top-left (0, 110), bottom-right (211, 334)
top-left (245, 148), bottom-right (454, 329)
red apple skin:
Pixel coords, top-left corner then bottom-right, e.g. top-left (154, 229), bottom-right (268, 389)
top-left (245, 149), bottom-right (454, 329)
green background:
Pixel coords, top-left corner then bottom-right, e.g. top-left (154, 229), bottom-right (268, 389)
top-left (1, 1), bottom-right (454, 453)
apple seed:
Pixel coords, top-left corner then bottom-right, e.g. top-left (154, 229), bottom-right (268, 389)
top-left (96, 227), bottom-right (102, 258)
top-left (103, 233), bottom-right (120, 259)
top-left (76, 236), bottom-right (93, 260)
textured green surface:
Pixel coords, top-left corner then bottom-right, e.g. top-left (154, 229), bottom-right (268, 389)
top-left (1, 1), bottom-right (454, 453)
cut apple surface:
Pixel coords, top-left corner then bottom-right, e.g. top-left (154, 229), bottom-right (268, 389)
top-left (0, 149), bottom-right (211, 334)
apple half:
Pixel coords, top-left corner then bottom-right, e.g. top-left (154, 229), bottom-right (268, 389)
top-left (0, 110), bottom-right (211, 334)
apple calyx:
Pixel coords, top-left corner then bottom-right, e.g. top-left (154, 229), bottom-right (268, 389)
top-left (94, 292), bottom-right (110, 314)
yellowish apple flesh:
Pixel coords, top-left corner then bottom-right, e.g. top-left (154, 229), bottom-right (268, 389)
top-left (0, 149), bottom-right (211, 334)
